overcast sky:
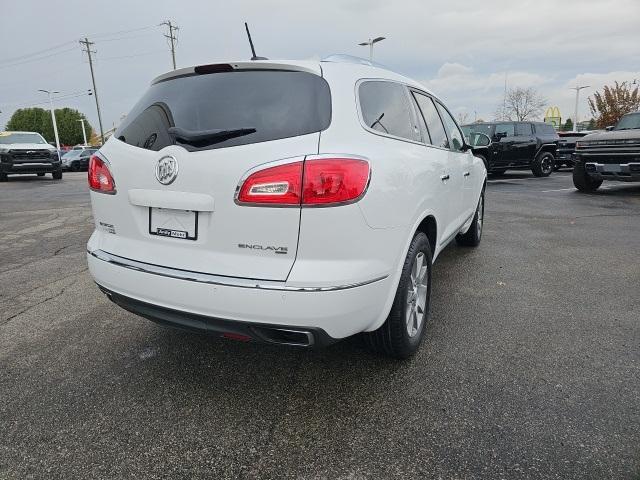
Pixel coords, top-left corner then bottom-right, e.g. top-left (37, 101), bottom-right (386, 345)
top-left (1, 0), bottom-right (639, 136)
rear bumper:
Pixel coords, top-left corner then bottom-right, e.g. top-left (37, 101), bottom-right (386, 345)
top-left (87, 249), bottom-right (393, 341)
top-left (585, 162), bottom-right (640, 182)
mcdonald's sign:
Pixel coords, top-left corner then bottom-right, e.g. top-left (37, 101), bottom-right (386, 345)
top-left (544, 106), bottom-right (562, 129)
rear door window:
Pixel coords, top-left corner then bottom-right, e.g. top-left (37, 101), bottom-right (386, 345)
top-left (359, 81), bottom-right (418, 142)
top-left (515, 123), bottom-right (533, 136)
top-left (412, 92), bottom-right (448, 149)
top-left (494, 123), bottom-right (515, 138)
top-left (115, 69), bottom-right (332, 152)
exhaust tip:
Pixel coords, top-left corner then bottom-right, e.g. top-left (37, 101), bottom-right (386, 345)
top-left (251, 327), bottom-right (315, 347)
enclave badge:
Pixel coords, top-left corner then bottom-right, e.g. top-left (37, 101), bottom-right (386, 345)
top-left (155, 155), bottom-right (179, 185)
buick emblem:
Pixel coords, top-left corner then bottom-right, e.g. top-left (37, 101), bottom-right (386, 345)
top-left (155, 155), bottom-right (178, 185)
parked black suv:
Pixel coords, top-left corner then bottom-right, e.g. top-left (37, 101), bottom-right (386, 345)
top-left (573, 112), bottom-right (640, 192)
top-left (461, 121), bottom-right (559, 176)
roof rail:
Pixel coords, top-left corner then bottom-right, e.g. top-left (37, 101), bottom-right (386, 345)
top-left (321, 54), bottom-right (388, 69)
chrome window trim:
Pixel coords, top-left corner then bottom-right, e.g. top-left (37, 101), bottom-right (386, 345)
top-left (88, 249), bottom-right (388, 292)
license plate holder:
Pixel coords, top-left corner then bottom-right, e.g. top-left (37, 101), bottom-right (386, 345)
top-left (603, 164), bottom-right (622, 173)
top-left (149, 207), bottom-right (198, 240)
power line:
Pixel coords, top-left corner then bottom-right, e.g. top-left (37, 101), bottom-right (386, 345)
top-left (0, 91), bottom-right (93, 110)
top-left (0, 41), bottom-right (76, 64)
top-left (94, 50), bottom-right (166, 62)
top-left (159, 20), bottom-right (179, 70)
top-left (80, 37), bottom-right (105, 144)
top-left (88, 25), bottom-right (156, 40)
top-left (0, 46), bottom-right (78, 69)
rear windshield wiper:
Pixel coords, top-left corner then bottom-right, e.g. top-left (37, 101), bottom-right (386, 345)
top-left (168, 126), bottom-right (256, 147)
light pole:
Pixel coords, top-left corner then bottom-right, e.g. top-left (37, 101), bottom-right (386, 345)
top-left (38, 89), bottom-right (61, 159)
top-left (78, 119), bottom-right (88, 145)
top-left (358, 36), bottom-right (385, 61)
top-left (570, 85), bottom-right (590, 131)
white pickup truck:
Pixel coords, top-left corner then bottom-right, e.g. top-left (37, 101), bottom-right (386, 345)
top-left (0, 131), bottom-right (62, 181)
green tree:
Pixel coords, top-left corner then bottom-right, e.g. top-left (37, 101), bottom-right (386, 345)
top-left (6, 107), bottom-right (94, 146)
top-left (562, 118), bottom-right (574, 131)
top-left (588, 81), bottom-right (640, 129)
top-left (587, 118), bottom-right (596, 130)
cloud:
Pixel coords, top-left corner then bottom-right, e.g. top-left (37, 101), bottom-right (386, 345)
top-left (0, 0), bottom-right (638, 131)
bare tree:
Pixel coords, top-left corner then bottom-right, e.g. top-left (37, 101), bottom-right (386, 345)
top-left (456, 111), bottom-right (470, 125)
top-left (588, 81), bottom-right (640, 128)
top-left (495, 87), bottom-right (547, 121)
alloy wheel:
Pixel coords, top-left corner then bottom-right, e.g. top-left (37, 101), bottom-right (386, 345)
top-left (406, 252), bottom-right (429, 337)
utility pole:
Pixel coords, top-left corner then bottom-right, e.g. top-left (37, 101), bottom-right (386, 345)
top-left (78, 119), bottom-right (88, 145)
top-left (80, 37), bottom-right (105, 145)
top-left (38, 89), bottom-right (61, 159)
top-left (570, 85), bottom-right (590, 132)
top-left (160, 20), bottom-right (179, 70)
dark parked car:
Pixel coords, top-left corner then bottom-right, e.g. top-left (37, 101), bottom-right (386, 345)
top-left (555, 131), bottom-right (592, 170)
top-left (61, 148), bottom-right (97, 171)
top-left (461, 121), bottom-right (559, 177)
top-left (573, 112), bottom-right (640, 191)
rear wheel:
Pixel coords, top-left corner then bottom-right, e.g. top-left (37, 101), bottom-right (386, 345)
top-left (52, 170), bottom-right (63, 180)
top-left (532, 152), bottom-right (554, 177)
top-left (573, 161), bottom-right (602, 192)
top-left (37, 172), bottom-right (45, 177)
top-left (0, 172), bottom-right (7, 182)
top-left (363, 232), bottom-right (432, 359)
top-left (456, 189), bottom-right (484, 247)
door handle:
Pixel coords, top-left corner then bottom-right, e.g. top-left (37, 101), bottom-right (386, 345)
top-left (440, 174), bottom-right (450, 181)
top-left (463, 171), bottom-right (470, 177)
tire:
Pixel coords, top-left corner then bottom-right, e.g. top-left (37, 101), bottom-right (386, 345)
top-left (70, 162), bottom-right (80, 172)
top-left (532, 152), bottom-right (554, 177)
top-left (52, 170), bottom-right (63, 180)
top-left (573, 161), bottom-right (602, 192)
top-left (37, 172), bottom-right (45, 177)
top-left (456, 188), bottom-right (485, 247)
top-left (363, 232), bottom-right (432, 359)
top-left (0, 172), bottom-right (7, 182)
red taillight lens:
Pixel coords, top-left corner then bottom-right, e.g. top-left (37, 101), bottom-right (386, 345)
top-left (88, 154), bottom-right (116, 194)
top-left (237, 161), bottom-right (303, 205)
top-left (236, 156), bottom-right (370, 207)
top-left (302, 158), bottom-right (369, 205)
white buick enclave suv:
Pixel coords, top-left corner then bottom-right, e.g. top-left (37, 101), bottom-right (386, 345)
top-left (87, 56), bottom-right (486, 358)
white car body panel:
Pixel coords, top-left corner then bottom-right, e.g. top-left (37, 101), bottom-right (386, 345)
top-left (87, 58), bottom-right (486, 341)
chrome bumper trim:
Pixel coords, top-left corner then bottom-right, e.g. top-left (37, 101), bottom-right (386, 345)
top-left (87, 249), bottom-right (388, 292)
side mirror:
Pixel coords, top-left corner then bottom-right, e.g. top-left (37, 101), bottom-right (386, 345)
top-left (469, 132), bottom-right (492, 148)
top-left (605, 126), bottom-right (615, 131)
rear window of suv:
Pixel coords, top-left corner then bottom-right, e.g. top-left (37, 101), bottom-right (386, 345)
top-left (115, 69), bottom-right (331, 151)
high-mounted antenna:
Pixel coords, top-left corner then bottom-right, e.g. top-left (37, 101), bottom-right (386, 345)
top-left (245, 22), bottom-right (267, 60)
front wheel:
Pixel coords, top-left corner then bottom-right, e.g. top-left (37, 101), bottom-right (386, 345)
top-left (52, 170), bottom-right (63, 180)
top-left (456, 189), bottom-right (484, 247)
top-left (363, 232), bottom-right (432, 359)
top-left (532, 152), bottom-right (554, 177)
top-left (573, 161), bottom-right (602, 192)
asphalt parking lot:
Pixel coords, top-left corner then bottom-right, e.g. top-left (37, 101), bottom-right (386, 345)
top-left (1, 171), bottom-right (639, 479)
